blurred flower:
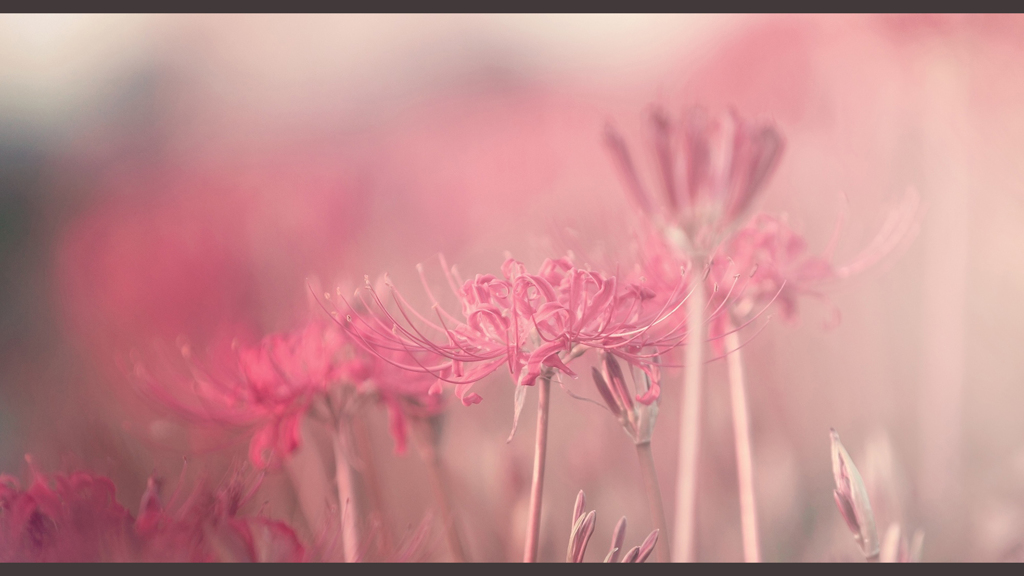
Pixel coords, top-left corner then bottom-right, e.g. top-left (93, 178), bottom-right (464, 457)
top-left (370, 349), bottom-right (446, 455)
top-left (133, 467), bottom-right (306, 562)
top-left (0, 457), bottom-right (133, 561)
top-left (831, 428), bottom-right (880, 560)
top-left (617, 108), bottom-right (920, 357)
top-left (131, 317), bottom-right (443, 467)
top-left (131, 320), bottom-right (353, 468)
top-left (564, 490), bottom-right (658, 563)
top-left (606, 107), bottom-right (784, 256)
top-left (0, 458), bottom-right (305, 562)
top-left (55, 177), bottom-right (262, 358)
top-left (703, 195), bottom-right (920, 344)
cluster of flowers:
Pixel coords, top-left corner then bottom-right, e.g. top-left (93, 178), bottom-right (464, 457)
top-left (610, 106), bottom-right (918, 343)
top-left (0, 459), bottom-right (309, 562)
top-left (0, 103), bottom-right (917, 562)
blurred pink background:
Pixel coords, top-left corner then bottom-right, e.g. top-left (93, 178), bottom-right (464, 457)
top-left (1, 14), bottom-right (1023, 561)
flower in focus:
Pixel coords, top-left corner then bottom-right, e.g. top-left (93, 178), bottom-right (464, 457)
top-left (565, 490), bottom-right (658, 563)
top-left (329, 254), bottom-right (688, 436)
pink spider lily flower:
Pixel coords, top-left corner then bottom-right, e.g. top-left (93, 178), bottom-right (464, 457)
top-left (0, 459), bottom-right (306, 562)
top-left (369, 348), bottom-right (446, 455)
top-left (0, 458), bottom-right (134, 561)
top-left (327, 254), bottom-right (689, 436)
top-left (130, 320), bottom-right (369, 468)
top-left (132, 314), bottom-right (447, 465)
top-left (565, 490), bottom-right (659, 563)
top-left (606, 106), bottom-right (784, 256)
top-left (134, 467), bottom-right (307, 562)
top-left (703, 193), bottom-right (920, 349)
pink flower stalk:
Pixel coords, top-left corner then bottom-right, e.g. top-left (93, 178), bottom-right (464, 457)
top-left (565, 490), bottom-right (659, 563)
top-left (329, 255), bottom-right (688, 431)
top-left (607, 106), bottom-right (785, 562)
top-left (879, 523), bottom-right (925, 563)
top-left (606, 106), bottom-right (784, 256)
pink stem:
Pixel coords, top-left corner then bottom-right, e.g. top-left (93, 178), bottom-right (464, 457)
top-left (673, 277), bottom-right (705, 561)
top-left (333, 423), bottom-right (360, 562)
top-left (352, 414), bottom-right (393, 554)
top-left (523, 373), bottom-right (552, 562)
top-left (723, 322), bottom-right (761, 562)
top-left (636, 441), bottom-right (671, 562)
top-left (413, 416), bottom-right (468, 562)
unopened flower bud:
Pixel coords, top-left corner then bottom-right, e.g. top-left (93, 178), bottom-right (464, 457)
top-left (566, 491), bottom-right (597, 563)
top-left (830, 428), bottom-right (879, 560)
top-left (592, 353), bottom-right (660, 445)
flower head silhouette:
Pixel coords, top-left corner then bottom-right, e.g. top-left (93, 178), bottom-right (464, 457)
top-left (606, 106), bottom-right (784, 255)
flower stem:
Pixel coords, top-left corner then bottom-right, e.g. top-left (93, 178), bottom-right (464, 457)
top-left (723, 323), bottom-right (761, 562)
top-left (332, 422), bottom-right (360, 562)
top-left (351, 413), bottom-right (393, 554)
top-left (636, 441), bottom-right (671, 562)
top-left (412, 415), bottom-right (468, 562)
top-left (673, 275), bottom-right (705, 561)
top-left (523, 373), bottom-right (552, 562)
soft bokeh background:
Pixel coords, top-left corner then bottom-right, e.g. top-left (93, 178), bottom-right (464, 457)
top-left (1, 14), bottom-right (1023, 561)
